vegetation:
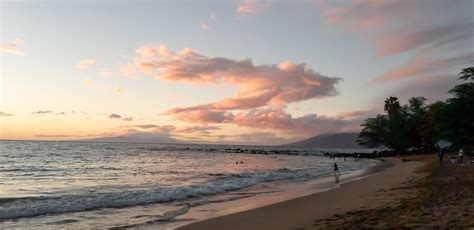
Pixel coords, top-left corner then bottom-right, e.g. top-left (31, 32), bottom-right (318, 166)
top-left (357, 66), bottom-right (474, 154)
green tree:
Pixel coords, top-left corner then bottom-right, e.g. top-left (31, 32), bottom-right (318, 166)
top-left (357, 115), bottom-right (389, 148)
top-left (384, 97), bottom-right (410, 152)
top-left (405, 97), bottom-right (431, 150)
top-left (443, 66), bottom-right (474, 149)
top-left (358, 97), bottom-right (411, 152)
top-left (458, 66), bottom-right (474, 81)
top-left (426, 101), bottom-right (446, 149)
top-left (358, 65), bottom-right (474, 154)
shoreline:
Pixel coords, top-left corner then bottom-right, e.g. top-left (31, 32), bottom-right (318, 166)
top-left (162, 158), bottom-right (386, 229)
top-left (178, 157), bottom-right (425, 230)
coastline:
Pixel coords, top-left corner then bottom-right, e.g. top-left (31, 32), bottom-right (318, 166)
top-left (178, 157), bottom-right (425, 230)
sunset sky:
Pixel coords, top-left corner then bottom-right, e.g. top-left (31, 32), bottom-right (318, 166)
top-left (1, 0), bottom-right (473, 145)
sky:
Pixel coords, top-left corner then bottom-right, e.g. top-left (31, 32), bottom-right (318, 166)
top-left (0, 0), bottom-right (473, 145)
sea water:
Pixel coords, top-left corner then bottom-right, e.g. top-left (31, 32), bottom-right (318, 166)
top-left (0, 141), bottom-right (374, 229)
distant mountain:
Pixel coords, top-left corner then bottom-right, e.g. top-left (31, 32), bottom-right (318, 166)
top-left (284, 132), bottom-right (363, 148)
top-left (81, 132), bottom-right (179, 144)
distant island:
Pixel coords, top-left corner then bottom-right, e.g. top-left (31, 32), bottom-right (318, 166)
top-left (284, 132), bottom-right (363, 149)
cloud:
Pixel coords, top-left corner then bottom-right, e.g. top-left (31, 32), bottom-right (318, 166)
top-left (319, 0), bottom-right (473, 56)
top-left (235, 132), bottom-right (296, 145)
top-left (35, 134), bottom-right (77, 138)
top-left (32, 110), bottom-right (55, 114)
top-left (108, 114), bottom-right (122, 119)
top-left (200, 22), bottom-right (209, 30)
top-left (174, 125), bottom-right (221, 134)
top-left (388, 75), bottom-right (459, 104)
top-left (118, 124), bottom-right (176, 133)
top-left (83, 78), bottom-right (93, 86)
top-left (134, 124), bottom-right (160, 129)
top-left (122, 117), bottom-right (133, 122)
top-left (30, 111), bottom-right (89, 116)
top-left (167, 106), bottom-right (355, 137)
top-left (113, 85), bottom-right (122, 94)
top-left (232, 107), bottom-right (349, 136)
top-left (376, 52), bottom-right (473, 82)
top-left (98, 70), bottom-right (114, 78)
top-left (108, 113), bottom-right (133, 122)
top-left (179, 131), bottom-right (297, 145)
top-left (76, 59), bottom-right (96, 69)
top-left (165, 108), bottom-right (235, 124)
top-left (236, 0), bottom-right (270, 14)
top-left (136, 45), bottom-right (160, 58)
top-left (94, 129), bottom-right (178, 143)
top-left (119, 63), bottom-right (139, 79)
top-left (317, 0), bottom-right (473, 86)
top-left (135, 45), bottom-right (341, 110)
top-left (82, 78), bottom-right (105, 91)
top-left (70, 111), bottom-right (89, 115)
top-left (0, 111), bottom-right (12, 116)
top-left (318, 0), bottom-right (473, 59)
top-left (375, 22), bottom-right (474, 58)
top-left (337, 110), bottom-right (368, 119)
top-left (0, 44), bottom-right (24, 56)
top-left (125, 44), bottom-right (343, 136)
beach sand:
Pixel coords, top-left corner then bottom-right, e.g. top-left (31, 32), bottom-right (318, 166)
top-left (179, 157), bottom-right (426, 230)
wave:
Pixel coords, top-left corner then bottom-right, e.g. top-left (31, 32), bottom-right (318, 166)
top-left (0, 166), bottom-right (347, 220)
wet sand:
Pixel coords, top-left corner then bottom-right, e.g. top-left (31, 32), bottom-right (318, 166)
top-left (179, 158), bottom-right (425, 230)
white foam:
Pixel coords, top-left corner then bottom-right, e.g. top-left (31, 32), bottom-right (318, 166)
top-left (0, 160), bottom-right (372, 219)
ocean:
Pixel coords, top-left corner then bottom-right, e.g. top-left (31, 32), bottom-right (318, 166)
top-left (0, 141), bottom-right (376, 229)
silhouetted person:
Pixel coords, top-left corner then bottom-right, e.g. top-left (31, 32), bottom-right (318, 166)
top-left (435, 142), bottom-right (444, 166)
top-left (459, 148), bottom-right (464, 164)
top-left (333, 163), bottom-right (340, 175)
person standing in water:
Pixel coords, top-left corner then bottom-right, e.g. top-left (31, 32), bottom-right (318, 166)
top-left (333, 162), bottom-right (340, 175)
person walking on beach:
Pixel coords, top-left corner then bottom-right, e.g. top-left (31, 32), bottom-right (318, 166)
top-left (333, 163), bottom-right (340, 175)
top-left (437, 146), bottom-right (444, 166)
top-left (459, 148), bottom-right (464, 164)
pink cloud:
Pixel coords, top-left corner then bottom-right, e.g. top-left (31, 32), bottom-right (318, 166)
top-left (174, 125), bottom-right (221, 134)
top-left (134, 45), bottom-right (341, 112)
top-left (128, 45), bottom-right (345, 135)
top-left (0, 44), bottom-right (24, 56)
top-left (136, 45), bottom-right (159, 58)
top-left (119, 63), bottom-right (138, 79)
top-left (200, 22), bottom-right (209, 30)
top-left (166, 106), bottom-right (353, 136)
top-left (233, 107), bottom-right (347, 135)
top-left (317, 0), bottom-right (473, 88)
top-left (165, 108), bottom-right (234, 124)
top-left (376, 52), bottom-right (473, 82)
top-left (98, 70), bottom-right (114, 78)
top-left (236, 0), bottom-right (270, 14)
top-left (375, 22), bottom-right (474, 58)
top-left (337, 110), bottom-right (368, 119)
top-left (77, 59), bottom-right (96, 69)
top-left (318, 0), bottom-right (472, 58)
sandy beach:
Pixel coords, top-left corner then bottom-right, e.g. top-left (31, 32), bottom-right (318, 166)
top-left (179, 157), bottom-right (426, 230)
